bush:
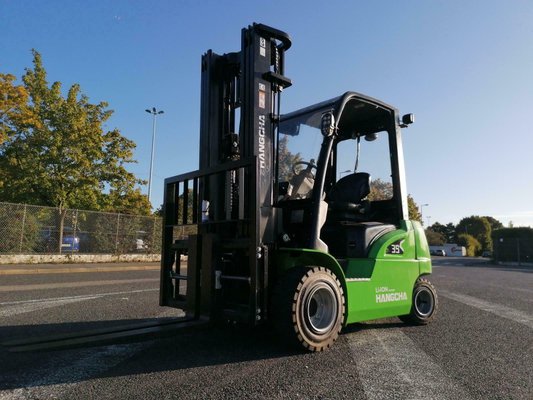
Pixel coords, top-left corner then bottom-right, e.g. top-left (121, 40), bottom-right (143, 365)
top-left (492, 228), bottom-right (533, 263)
top-left (457, 233), bottom-right (482, 257)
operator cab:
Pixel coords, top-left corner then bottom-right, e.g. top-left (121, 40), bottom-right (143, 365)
top-left (277, 92), bottom-right (412, 259)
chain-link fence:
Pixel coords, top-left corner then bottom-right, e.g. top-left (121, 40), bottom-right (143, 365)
top-left (0, 202), bottom-right (163, 255)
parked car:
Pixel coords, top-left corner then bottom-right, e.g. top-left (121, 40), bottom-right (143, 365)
top-left (430, 249), bottom-right (446, 257)
top-left (61, 235), bottom-right (80, 252)
top-left (41, 227), bottom-right (81, 252)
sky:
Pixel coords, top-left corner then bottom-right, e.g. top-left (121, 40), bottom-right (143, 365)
top-left (1, 0), bottom-right (532, 227)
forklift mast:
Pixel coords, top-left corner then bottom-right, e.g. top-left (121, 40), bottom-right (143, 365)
top-left (160, 24), bottom-right (292, 325)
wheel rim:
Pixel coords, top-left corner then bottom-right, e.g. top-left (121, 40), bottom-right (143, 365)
top-left (414, 287), bottom-right (434, 317)
top-left (304, 282), bottom-right (338, 335)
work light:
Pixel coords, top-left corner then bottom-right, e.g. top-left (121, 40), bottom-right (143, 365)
top-left (321, 112), bottom-right (335, 137)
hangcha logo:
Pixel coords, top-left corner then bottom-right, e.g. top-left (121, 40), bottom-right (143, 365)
top-left (258, 114), bottom-right (266, 169)
top-left (375, 292), bottom-right (408, 303)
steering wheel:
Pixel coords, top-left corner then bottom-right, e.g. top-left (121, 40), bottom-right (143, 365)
top-left (292, 160), bottom-right (317, 176)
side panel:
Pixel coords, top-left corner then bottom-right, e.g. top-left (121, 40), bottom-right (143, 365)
top-left (413, 220), bottom-right (432, 275)
top-left (275, 220), bottom-right (433, 325)
top-left (344, 221), bottom-right (419, 324)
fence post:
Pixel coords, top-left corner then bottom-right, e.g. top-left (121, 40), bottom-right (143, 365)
top-left (115, 213), bottom-right (121, 255)
top-left (72, 209), bottom-right (79, 254)
top-left (517, 238), bottom-right (521, 266)
top-left (19, 204), bottom-right (27, 254)
top-left (152, 216), bottom-right (157, 254)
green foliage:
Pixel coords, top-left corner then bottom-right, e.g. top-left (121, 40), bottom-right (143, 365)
top-left (368, 178), bottom-right (393, 201)
top-left (361, 177), bottom-right (420, 223)
top-left (0, 50), bottom-right (149, 216)
top-left (492, 227), bottom-right (533, 263)
top-left (457, 233), bottom-right (482, 256)
top-left (0, 203), bottom-right (41, 253)
top-left (0, 73), bottom-right (36, 145)
top-left (407, 195), bottom-right (421, 223)
top-left (482, 216), bottom-right (504, 232)
top-left (456, 216), bottom-right (492, 252)
top-left (493, 227), bottom-right (533, 239)
top-left (278, 135), bottom-right (302, 181)
top-left (429, 222), bottom-right (456, 243)
top-left (425, 229), bottom-right (445, 246)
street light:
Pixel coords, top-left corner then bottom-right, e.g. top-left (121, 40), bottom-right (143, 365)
top-left (420, 203), bottom-right (429, 225)
top-left (145, 107), bottom-right (164, 203)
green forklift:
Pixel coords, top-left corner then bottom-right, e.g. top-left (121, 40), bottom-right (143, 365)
top-left (160, 23), bottom-right (437, 352)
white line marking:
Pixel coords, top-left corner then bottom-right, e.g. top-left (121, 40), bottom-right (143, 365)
top-left (0, 278), bottom-right (159, 292)
top-left (0, 296), bottom-right (102, 318)
top-left (347, 327), bottom-right (471, 400)
top-left (440, 290), bottom-right (533, 329)
top-left (0, 289), bottom-right (158, 307)
top-left (485, 284), bottom-right (533, 295)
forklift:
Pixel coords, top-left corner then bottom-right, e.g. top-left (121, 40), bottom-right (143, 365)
top-left (160, 23), bottom-right (437, 352)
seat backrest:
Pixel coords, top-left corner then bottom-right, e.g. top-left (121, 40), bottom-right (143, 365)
top-left (328, 172), bottom-right (371, 205)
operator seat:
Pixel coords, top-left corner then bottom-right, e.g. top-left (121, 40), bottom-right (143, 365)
top-left (322, 172), bottom-right (395, 258)
top-left (328, 172), bottom-right (371, 221)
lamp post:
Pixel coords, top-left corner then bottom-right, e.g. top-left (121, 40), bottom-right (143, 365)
top-left (420, 203), bottom-right (429, 225)
top-left (145, 107), bottom-right (164, 203)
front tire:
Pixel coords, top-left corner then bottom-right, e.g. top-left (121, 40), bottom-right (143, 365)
top-left (400, 277), bottom-right (438, 325)
top-left (271, 266), bottom-right (345, 352)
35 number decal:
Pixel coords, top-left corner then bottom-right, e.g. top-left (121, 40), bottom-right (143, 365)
top-left (386, 240), bottom-right (404, 255)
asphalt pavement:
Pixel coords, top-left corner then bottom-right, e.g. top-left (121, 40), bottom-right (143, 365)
top-left (0, 259), bottom-right (531, 399)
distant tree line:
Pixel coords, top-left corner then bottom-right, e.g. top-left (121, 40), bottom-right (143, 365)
top-left (424, 215), bottom-right (533, 258)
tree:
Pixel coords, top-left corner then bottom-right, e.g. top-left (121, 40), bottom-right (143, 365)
top-left (429, 221), bottom-right (456, 243)
top-left (482, 216), bottom-right (504, 232)
top-left (457, 233), bottom-right (482, 257)
top-left (278, 135), bottom-right (302, 181)
top-left (0, 51), bottom-right (149, 252)
top-left (0, 73), bottom-right (36, 145)
top-left (456, 216), bottom-right (492, 252)
top-left (368, 178), bottom-right (393, 201)
top-left (365, 178), bottom-right (420, 223)
top-left (408, 195), bottom-right (422, 223)
top-left (425, 229), bottom-right (445, 246)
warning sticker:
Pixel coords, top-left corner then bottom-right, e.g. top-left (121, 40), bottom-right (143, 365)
top-left (258, 83), bottom-right (266, 109)
top-left (259, 37), bottom-right (266, 57)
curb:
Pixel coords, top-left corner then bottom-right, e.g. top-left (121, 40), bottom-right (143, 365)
top-left (0, 254), bottom-right (162, 265)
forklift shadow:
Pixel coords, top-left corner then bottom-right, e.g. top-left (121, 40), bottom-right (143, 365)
top-left (0, 319), bottom-right (303, 390)
top-left (102, 323), bottom-right (305, 379)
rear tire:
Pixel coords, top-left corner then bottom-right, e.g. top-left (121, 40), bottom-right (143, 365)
top-left (271, 266), bottom-right (345, 352)
top-left (400, 277), bottom-right (438, 325)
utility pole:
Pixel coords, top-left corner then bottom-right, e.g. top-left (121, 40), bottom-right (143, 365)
top-left (145, 107), bottom-right (164, 203)
top-left (420, 203), bottom-right (429, 225)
